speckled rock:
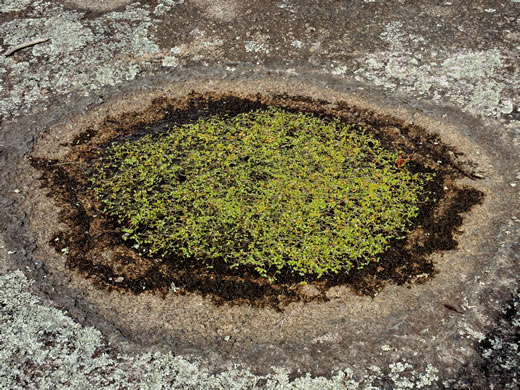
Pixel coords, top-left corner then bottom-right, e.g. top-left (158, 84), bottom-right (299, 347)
top-left (1, 0), bottom-right (519, 388)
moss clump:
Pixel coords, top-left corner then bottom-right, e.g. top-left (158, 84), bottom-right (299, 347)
top-left (90, 108), bottom-right (434, 279)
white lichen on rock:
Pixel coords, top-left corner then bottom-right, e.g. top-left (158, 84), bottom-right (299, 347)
top-left (154, 0), bottom-right (185, 16)
top-left (331, 65), bottom-right (348, 75)
top-left (353, 23), bottom-right (513, 118)
top-left (245, 40), bottom-right (268, 54)
top-left (0, 2), bottom-right (159, 120)
top-left (291, 40), bottom-right (303, 49)
top-left (379, 21), bottom-right (405, 45)
top-left (0, 270), bottom-right (448, 389)
top-left (0, 0), bottom-right (33, 13)
top-left (460, 324), bottom-right (486, 342)
top-left (162, 56), bottom-right (179, 67)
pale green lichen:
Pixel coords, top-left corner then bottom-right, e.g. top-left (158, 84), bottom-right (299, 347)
top-left (0, 0), bottom-right (32, 13)
top-left (0, 270), bottom-right (446, 388)
top-left (162, 47), bottom-right (181, 67)
top-left (290, 40), bottom-right (303, 49)
top-left (331, 65), bottom-right (348, 75)
top-left (154, 0), bottom-right (185, 16)
top-left (342, 19), bottom-right (516, 118)
top-left (245, 40), bottom-right (267, 53)
top-left (379, 22), bottom-right (405, 45)
top-left (387, 362), bottom-right (439, 389)
top-left (354, 27), bottom-right (511, 118)
top-left (0, 2), bottom-right (159, 120)
top-left (162, 56), bottom-right (179, 67)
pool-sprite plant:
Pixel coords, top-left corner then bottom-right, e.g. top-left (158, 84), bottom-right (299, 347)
top-left (90, 108), bottom-right (434, 279)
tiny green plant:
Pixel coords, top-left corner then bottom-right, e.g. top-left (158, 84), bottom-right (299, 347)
top-left (90, 108), bottom-right (434, 279)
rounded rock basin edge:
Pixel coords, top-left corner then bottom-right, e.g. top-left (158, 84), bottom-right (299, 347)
top-left (15, 78), bottom-right (515, 378)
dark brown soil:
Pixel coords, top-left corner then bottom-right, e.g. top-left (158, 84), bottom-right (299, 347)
top-left (30, 93), bottom-right (483, 309)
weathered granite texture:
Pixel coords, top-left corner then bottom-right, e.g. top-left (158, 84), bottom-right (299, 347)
top-left (1, 0), bottom-right (519, 388)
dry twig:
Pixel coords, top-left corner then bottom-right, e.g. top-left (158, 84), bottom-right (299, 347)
top-left (4, 37), bottom-right (50, 56)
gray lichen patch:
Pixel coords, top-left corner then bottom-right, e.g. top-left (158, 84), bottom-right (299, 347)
top-left (0, 271), bottom-right (112, 388)
top-left (0, 0), bottom-right (32, 13)
top-left (8, 258), bottom-right (516, 389)
top-left (61, 0), bottom-right (136, 12)
top-left (352, 26), bottom-right (514, 118)
top-left (1, 0), bottom-right (519, 125)
top-left (0, 270), bottom-right (447, 389)
top-left (154, 0), bottom-right (185, 16)
top-left (0, 2), bottom-right (159, 120)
